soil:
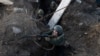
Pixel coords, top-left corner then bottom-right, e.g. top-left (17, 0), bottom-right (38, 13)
top-left (0, 0), bottom-right (100, 56)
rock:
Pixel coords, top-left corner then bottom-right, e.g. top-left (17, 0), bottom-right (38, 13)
top-left (76, 0), bottom-right (82, 4)
top-left (12, 26), bottom-right (22, 34)
top-left (13, 7), bottom-right (27, 13)
top-left (84, 32), bottom-right (88, 35)
top-left (0, 0), bottom-right (13, 5)
top-left (79, 22), bottom-right (83, 26)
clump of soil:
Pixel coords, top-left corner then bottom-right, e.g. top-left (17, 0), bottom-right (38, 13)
top-left (60, 0), bottom-right (100, 56)
top-left (0, 0), bottom-right (100, 56)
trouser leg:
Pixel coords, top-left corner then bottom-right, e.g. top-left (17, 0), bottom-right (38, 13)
top-left (55, 46), bottom-right (65, 56)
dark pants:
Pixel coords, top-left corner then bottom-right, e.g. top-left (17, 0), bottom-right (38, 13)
top-left (54, 46), bottom-right (65, 56)
top-left (44, 46), bottom-right (65, 56)
top-left (96, 0), bottom-right (100, 7)
top-left (44, 45), bottom-right (76, 56)
top-left (53, 45), bottom-right (75, 56)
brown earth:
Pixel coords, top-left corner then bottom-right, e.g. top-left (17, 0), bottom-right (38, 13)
top-left (0, 0), bottom-right (100, 56)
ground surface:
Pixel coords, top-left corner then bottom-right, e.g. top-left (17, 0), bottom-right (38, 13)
top-left (0, 0), bottom-right (100, 56)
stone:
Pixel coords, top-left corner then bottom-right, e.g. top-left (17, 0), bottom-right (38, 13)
top-left (12, 26), bottom-right (22, 34)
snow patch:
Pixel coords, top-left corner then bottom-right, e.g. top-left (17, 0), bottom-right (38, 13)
top-left (12, 26), bottom-right (22, 34)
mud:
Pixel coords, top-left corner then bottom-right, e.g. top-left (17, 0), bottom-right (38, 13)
top-left (0, 0), bottom-right (100, 56)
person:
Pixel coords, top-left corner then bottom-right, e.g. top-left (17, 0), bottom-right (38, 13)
top-left (39, 25), bottom-right (70, 56)
top-left (49, 1), bottom-right (58, 12)
top-left (37, 9), bottom-right (44, 19)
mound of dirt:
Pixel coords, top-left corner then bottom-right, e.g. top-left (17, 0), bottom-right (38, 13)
top-left (0, 11), bottom-right (41, 56)
top-left (60, 0), bottom-right (100, 56)
top-left (0, 0), bottom-right (100, 56)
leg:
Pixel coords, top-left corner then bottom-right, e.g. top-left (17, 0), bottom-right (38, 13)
top-left (55, 46), bottom-right (65, 56)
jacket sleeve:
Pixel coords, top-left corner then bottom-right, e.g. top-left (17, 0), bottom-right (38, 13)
top-left (48, 33), bottom-right (65, 46)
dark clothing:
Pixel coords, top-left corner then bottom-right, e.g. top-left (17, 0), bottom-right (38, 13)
top-left (43, 30), bottom-right (65, 46)
top-left (42, 30), bottom-right (66, 56)
top-left (41, 25), bottom-right (69, 56)
top-left (39, 0), bottom-right (53, 15)
top-left (38, 22), bottom-right (75, 56)
top-left (44, 46), bottom-right (65, 56)
top-left (54, 46), bottom-right (65, 56)
top-left (96, 0), bottom-right (100, 7)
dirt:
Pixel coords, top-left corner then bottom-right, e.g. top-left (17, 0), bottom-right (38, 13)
top-left (61, 0), bottom-right (100, 56)
top-left (0, 0), bottom-right (100, 56)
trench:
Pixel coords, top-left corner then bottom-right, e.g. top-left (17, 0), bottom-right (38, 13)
top-left (0, 0), bottom-right (76, 56)
top-left (29, 0), bottom-right (74, 56)
top-left (31, 0), bottom-right (61, 25)
top-left (1, 0), bottom-right (100, 56)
